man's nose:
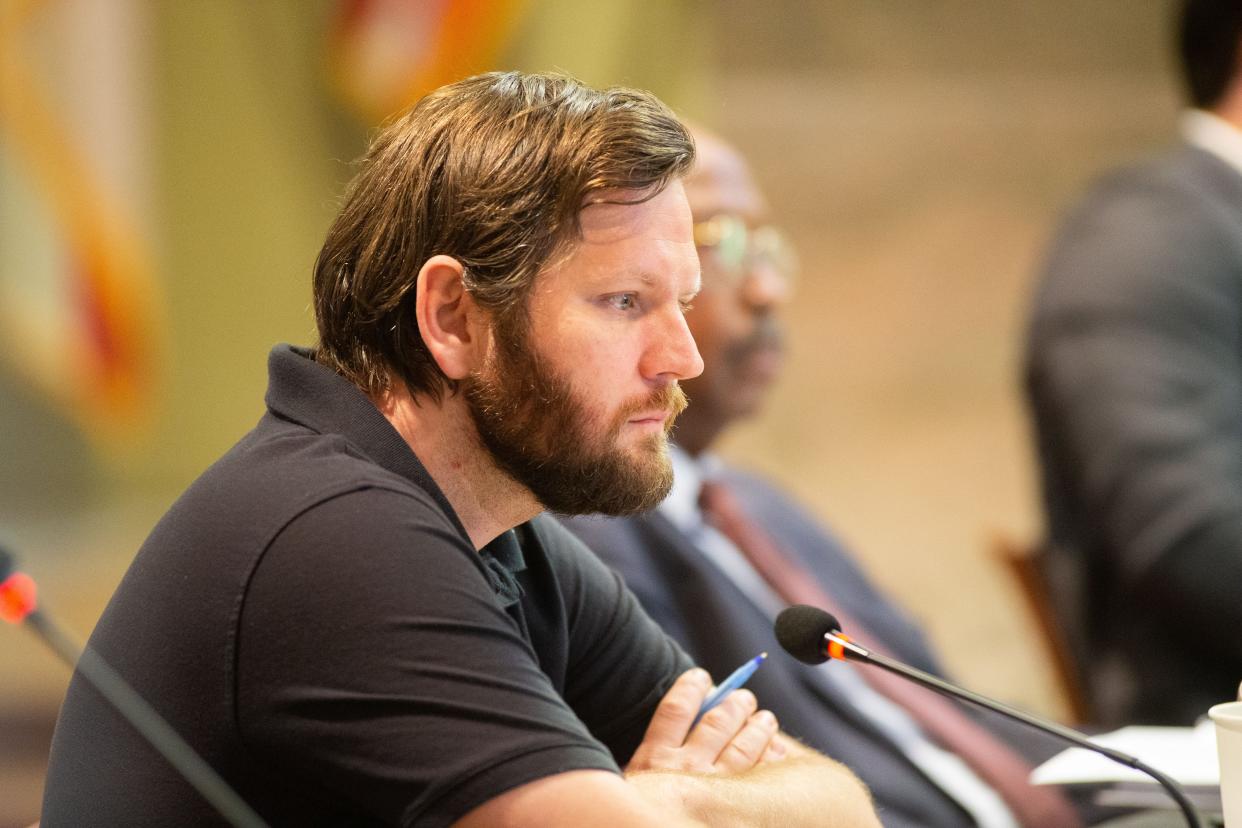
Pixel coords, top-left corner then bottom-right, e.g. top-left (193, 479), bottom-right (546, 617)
top-left (648, 310), bottom-right (704, 382)
top-left (741, 258), bottom-right (792, 311)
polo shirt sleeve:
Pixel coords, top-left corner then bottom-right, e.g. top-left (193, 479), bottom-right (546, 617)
top-left (530, 516), bottom-right (695, 764)
top-left (235, 487), bottom-right (619, 828)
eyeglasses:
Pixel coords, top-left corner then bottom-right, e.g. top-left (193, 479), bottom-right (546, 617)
top-left (693, 214), bottom-right (798, 289)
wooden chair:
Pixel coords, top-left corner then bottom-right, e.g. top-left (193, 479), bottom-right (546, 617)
top-left (991, 534), bottom-right (1094, 725)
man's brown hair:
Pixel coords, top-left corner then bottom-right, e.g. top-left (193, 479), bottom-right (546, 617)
top-left (313, 70), bottom-right (695, 399)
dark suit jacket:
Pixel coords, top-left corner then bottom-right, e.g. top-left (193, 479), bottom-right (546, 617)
top-left (560, 466), bottom-right (1065, 828)
top-left (1027, 143), bottom-right (1242, 727)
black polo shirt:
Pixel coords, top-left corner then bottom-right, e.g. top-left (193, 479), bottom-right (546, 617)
top-left (42, 345), bottom-right (692, 827)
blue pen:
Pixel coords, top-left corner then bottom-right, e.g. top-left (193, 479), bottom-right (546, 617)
top-left (694, 652), bottom-right (767, 725)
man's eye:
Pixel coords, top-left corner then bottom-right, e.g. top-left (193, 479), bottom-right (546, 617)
top-left (608, 293), bottom-right (638, 311)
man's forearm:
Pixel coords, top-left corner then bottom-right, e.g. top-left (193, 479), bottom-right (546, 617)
top-left (627, 739), bottom-right (880, 828)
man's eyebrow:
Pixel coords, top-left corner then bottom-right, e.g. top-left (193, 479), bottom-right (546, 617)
top-left (584, 267), bottom-right (698, 295)
top-left (601, 269), bottom-right (660, 286)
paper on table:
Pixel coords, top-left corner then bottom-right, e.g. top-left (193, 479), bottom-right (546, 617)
top-left (1030, 719), bottom-right (1219, 786)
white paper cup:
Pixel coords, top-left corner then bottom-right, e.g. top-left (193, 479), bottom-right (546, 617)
top-left (1210, 700), bottom-right (1242, 825)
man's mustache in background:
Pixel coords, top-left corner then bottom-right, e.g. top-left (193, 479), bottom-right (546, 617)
top-left (725, 315), bottom-right (784, 361)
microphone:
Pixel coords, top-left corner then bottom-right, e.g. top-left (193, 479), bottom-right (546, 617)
top-left (774, 604), bottom-right (1206, 828)
top-left (0, 546), bottom-right (269, 828)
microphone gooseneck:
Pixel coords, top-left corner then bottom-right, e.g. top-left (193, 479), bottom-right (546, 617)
top-left (0, 545), bottom-right (269, 828)
top-left (773, 604), bottom-right (1206, 828)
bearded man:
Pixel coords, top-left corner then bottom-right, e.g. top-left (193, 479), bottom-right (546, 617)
top-left (559, 128), bottom-right (1089, 828)
top-left (39, 72), bottom-right (878, 828)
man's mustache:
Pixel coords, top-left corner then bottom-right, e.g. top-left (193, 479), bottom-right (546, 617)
top-left (726, 316), bottom-right (784, 360)
top-left (612, 383), bottom-right (689, 431)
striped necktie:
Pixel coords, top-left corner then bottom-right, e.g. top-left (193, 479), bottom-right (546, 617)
top-left (698, 478), bottom-right (1081, 828)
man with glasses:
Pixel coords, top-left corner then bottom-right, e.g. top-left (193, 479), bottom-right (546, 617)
top-left (560, 129), bottom-right (1083, 828)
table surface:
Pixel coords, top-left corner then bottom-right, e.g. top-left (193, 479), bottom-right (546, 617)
top-left (1095, 812), bottom-right (1223, 828)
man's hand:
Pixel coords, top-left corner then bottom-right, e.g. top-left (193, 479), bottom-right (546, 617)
top-left (627, 668), bottom-right (784, 776)
top-left (456, 667), bottom-right (878, 828)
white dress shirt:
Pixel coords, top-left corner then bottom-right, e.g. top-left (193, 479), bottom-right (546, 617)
top-left (1182, 108), bottom-right (1242, 178)
top-left (659, 446), bottom-right (1019, 828)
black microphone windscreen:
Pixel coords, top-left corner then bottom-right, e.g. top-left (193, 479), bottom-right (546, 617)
top-left (774, 605), bottom-right (841, 665)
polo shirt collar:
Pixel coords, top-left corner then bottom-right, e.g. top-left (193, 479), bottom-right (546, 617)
top-left (481, 529), bottom-right (527, 608)
top-left (264, 344), bottom-right (471, 545)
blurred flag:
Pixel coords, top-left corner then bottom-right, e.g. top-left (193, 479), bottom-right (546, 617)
top-left (329, 0), bottom-right (530, 123)
top-left (0, 0), bottom-right (161, 443)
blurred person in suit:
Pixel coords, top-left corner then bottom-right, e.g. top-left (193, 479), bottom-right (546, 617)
top-left (1026, 0), bottom-right (1242, 727)
top-left (561, 127), bottom-right (1084, 828)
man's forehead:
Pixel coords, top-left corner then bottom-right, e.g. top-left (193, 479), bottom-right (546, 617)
top-left (577, 181), bottom-right (693, 244)
top-left (683, 135), bottom-right (768, 221)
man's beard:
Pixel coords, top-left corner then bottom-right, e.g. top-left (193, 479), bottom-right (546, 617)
top-left (462, 321), bottom-right (688, 516)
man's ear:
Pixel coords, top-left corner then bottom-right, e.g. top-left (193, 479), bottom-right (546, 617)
top-left (415, 255), bottom-right (483, 380)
